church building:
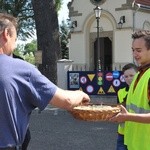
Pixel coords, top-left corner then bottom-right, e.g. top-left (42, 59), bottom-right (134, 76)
top-left (68, 0), bottom-right (150, 71)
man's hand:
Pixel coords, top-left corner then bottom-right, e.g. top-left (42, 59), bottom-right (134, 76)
top-left (109, 105), bottom-right (128, 123)
top-left (50, 88), bottom-right (90, 110)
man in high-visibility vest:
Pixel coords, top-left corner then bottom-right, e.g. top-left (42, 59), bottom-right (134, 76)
top-left (111, 30), bottom-right (150, 150)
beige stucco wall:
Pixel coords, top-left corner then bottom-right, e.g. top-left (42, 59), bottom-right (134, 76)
top-left (69, 33), bottom-right (86, 64)
top-left (114, 29), bottom-right (133, 63)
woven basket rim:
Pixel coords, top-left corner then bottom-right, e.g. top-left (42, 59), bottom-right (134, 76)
top-left (69, 104), bottom-right (121, 121)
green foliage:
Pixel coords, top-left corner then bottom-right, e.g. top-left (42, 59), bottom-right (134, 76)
top-left (24, 40), bottom-right (37, 54)
top-left (23, 40), bottom-right (37, 64)
top-left (55, 0), bottom-right (63, 12)
top-left (14, 40), bottom-right (37, 65)
top-left (24, 52), bottom-right (35, 64)
top-left (60, 20), bottom-right (70, 59)
top-left (14, 44), bottom-right (24, 58)
top-left (0, 0), bottom-right (35, 41)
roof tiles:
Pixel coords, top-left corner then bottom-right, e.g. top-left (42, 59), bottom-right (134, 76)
top-left (135, 0), bottom-right (150, 6)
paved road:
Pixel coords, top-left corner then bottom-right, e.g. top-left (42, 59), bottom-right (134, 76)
top-left (28, 96), bottom-right (118, 150)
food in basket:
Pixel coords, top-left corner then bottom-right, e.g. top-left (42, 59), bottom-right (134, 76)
top-left (69, 104), bottom-right (121, 121)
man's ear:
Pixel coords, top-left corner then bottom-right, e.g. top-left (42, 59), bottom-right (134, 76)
top-left (2, 28), bottom-right (10, 41)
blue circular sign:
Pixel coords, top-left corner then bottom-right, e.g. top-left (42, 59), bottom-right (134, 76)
top-left (112, 71), bottom-right (120, 79)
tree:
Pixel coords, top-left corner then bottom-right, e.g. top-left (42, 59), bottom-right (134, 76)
top-left (0, 0), bottom-right (64, 84)
top-left (0, 0), bottom-right (62, 41)
top-left (24, 52), bottom-right (35, 64)
top-left (0, 0), bottom-right (35, 40)
top-left (14, 44), bottom-right (24, 58)
top-left (23, 40), bottom-right (37, 64)
top-left (60, 20), bottom-right (70, 59)
top-left (14, 40), bottom-right (37, 65)
top-left (24, 40), bottom-right (37, 54)
top-left (32, 0), bottom-right (61, 84)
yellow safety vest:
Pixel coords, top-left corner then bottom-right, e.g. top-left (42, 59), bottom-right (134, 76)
top-left (117, 87), bottom-right (128, 134)
top-left (124, 69), bottom-right (150, 150)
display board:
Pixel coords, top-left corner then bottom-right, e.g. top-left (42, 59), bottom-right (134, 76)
top-left (67, 71), bottom-right (127, 95)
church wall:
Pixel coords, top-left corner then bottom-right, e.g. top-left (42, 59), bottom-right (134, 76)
top-left (114, 29), bottom-right (133, 63)
top-left (69, 33), bottom-right (86, 64)
top-left (134, 12), bottom-right (150, 30)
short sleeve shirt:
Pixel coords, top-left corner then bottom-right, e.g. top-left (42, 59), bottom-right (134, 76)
top-left (0, 54), bottom-right (57, 147)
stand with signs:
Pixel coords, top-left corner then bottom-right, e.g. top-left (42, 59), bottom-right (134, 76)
top-left (67, 71), bottom-right (126, 95)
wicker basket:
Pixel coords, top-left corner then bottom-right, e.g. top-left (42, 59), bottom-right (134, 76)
top-left (69, 104), bottom-right (121, 121)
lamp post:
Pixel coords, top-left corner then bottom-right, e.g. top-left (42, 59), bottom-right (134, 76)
top-left (118, 16), bottom-right (125, 29)
top-left (94, 6), bottom-right (102, 71)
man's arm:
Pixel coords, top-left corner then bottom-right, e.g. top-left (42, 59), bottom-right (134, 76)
top-left (49, 88), bottom-right (90, 110)
top-left (110, 105), bottom-right (150, 123)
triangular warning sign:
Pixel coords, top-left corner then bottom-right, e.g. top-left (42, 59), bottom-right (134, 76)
top-left (79, 87), bottom-right (83, 91)
top-left (87, 74), bottom-right (95, 82)
top-left (97, 87), bottom-right (105, 94)
top-left (108, 85), bottom-right (116, 93)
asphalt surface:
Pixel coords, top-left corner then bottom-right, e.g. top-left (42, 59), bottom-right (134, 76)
top-left (28, 96), bottom-right (118, 150)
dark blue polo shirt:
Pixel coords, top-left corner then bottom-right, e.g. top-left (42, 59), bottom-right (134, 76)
top-left (0, 54), bottom-right (57, 147)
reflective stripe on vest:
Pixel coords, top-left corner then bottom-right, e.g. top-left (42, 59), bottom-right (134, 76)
top-left (126, 103), bottom-right (150, 113)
